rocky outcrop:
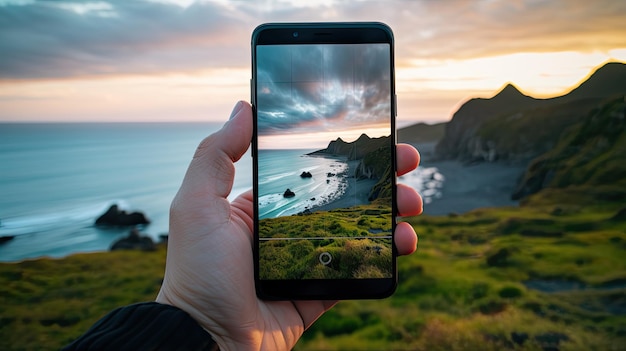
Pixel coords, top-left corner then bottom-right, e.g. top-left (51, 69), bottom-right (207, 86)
top-left (0, 236), bottom-right (15, 245)
top-left (355, 145), bottom-right (392, 181)
top-left (300, 171), bottom-right (312, 178)
top-left (95, 205), bottom-right (150, 227)
top-left (283, 188), bottom-right (295, 198)
top-left (110, 228), bottom-right (155, 251)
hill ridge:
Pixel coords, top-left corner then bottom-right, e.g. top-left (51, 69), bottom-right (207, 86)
top-left (435, 61), bottom-right (626, 161)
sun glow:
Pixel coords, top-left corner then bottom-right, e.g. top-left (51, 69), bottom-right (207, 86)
top-left (397, 50), bottom-right (626, 97)
top-left (0, 68), bottom-right (249, 122)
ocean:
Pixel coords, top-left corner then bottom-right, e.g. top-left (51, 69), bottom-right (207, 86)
top-left (0, 123), bottom-right (442, 262)
top-left (258, 149), bottom-right (349, 219)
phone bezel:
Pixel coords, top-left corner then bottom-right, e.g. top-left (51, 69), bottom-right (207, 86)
top-left (251, 22), bottom-right (398, 300)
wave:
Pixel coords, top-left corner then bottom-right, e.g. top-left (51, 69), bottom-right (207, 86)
top-left (258, 171), bottom-right (298, 185)
top-left (258, 173), bottom-right (348, 219)
top-left (398, 166), bottom-right (444, 204)
top-left (0, 200), bottom-right (130, 236)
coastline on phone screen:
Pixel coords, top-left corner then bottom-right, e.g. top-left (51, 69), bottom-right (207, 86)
top-left (256, 41), bottom-right (394, 281)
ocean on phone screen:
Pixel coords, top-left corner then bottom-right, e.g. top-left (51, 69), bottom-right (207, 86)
top-left (257, 149), bottom-right (349, 219)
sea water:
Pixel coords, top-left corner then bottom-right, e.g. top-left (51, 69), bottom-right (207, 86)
top-left (258, 149), bottom-right (349, 219)
top-left (0, 123), bottom-right (442, 262)
top-left (0, 123), bottom-right (251, 262)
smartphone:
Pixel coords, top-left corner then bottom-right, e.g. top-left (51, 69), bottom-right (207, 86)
top-left (251, 22), bottom-right (397, 300)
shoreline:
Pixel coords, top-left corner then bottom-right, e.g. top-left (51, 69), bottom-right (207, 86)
top-left (311, 159), bottom-right (378, 213)
top-left (410, 142), bottom-right (527, 216)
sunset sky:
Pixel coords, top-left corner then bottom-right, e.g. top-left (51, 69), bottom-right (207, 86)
top-left (1, 0), bottom-right (625, 126)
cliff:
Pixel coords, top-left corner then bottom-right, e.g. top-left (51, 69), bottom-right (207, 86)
top-left (311, 134), bottom-right (393, 200)
top-left (435, 62), bottom-right (626, 163)
top-left (512, 95), bottom-right (626, 200)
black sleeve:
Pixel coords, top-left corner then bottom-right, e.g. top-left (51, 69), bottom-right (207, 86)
top-left (62, 302), bottom-right (219, 351)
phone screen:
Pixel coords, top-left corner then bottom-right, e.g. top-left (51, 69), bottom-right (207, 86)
top-left (252, 23), bottom-right (396, 299)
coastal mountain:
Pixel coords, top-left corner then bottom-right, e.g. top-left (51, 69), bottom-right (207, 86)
top-left (397, 122), bottom-right (445, 145)
top-left (435, 83), bottom-right (545, 160)
top-left (435, 61), bottom-right (626, 163)
top-left (564, 62), bottom-right (626, 101)
top-left (309, 133), bottom-right (390, 161)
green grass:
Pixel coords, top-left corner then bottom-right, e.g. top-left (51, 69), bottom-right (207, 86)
top-left (259, 203), bottom-right (393, 279)
top-left (2, 198), bottom-right (625, 350)
top-left (0, 246), bottom-right (166, 351)
top-left (2, 193), bottom-right (626, 350)
top-left (296, 201), bottom-right (626, 350)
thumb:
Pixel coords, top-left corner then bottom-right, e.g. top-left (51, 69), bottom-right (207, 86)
top-left (181, 101), bottom-right (252, 199)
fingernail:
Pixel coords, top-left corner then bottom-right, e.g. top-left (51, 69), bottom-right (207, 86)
top-left (229, 101), bottom-right (244, 120)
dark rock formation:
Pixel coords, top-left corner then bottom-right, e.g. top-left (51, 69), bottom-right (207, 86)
top-left (110, 228), bottom-right (155, 251)
top-left (283, 188), bottom-right (295, 198)
top-left (95, 204), bottom-right (150, 227)
top-left (300, 171), bottom-right (312, 178)
top-left (0, 236), bottom-right (15, 245)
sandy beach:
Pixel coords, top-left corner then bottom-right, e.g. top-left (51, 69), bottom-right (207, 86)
top-left (412, 142), bottom-right (528, 215)
top-left (421, 160), bottom-right (526, 215)
top-left (312, 160), bottom-right (378, 212)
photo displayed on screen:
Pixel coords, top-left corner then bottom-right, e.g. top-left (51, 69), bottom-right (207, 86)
top-left (256, 43), bottom-right (393, 280)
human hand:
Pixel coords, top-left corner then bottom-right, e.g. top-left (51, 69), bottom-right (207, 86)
top-left (156, 101), bottom-right (423, 351)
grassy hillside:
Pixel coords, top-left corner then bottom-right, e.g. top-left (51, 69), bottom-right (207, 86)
top-left (259, 203), bottom-right (393, 280)
top-left (298, 203), bottom-right (626, 350)
top-left (476, 97), bottom-right (601, 162)
top-left (0, 246), bottom-right (166, 350)
top-left (2, 194), bottom-right (625, 350)
top-left (513, 96), bottom-right (626, 200)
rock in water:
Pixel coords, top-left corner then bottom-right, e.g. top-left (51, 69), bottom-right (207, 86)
top-left (300, 171), bottom-right (312, 178)
top-left (110, 228), bottom-right (155, 251)
top-left (95, 204), bottom-right (150, 226)
top-left (0, 236), bottom-right (15, 245)
top-left (283, 188), bottom-right (295, 198)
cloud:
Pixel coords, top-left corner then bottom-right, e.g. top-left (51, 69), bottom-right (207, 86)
top-left (384, 0), bottom-right (626, 63)
top-left (256, 44), bottom-right (391, 135)
top-left (0, 0), bottom-right (251, 79)
top-left (1, 0), bottom-right (625, 81)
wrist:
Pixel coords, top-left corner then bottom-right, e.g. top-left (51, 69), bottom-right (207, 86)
top-left (63, 302), bottom-right (219, 351)
top-left (156, 289), bottom-right (258, 351)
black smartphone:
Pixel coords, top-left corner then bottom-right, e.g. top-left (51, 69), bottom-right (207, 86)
top-left (251, 22), bottom-right (397, 300)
